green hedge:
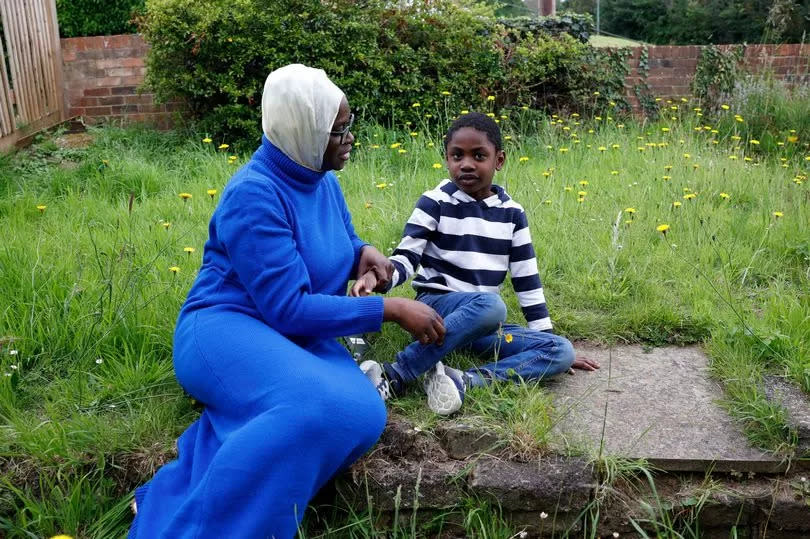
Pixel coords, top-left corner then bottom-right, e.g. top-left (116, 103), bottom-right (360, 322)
top-left (141, 0), bottom-right (620, 145)
top-left (56, 0), bottom-right (145, 37)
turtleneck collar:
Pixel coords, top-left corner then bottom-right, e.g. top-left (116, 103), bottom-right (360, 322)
top-left (254, 136), bottom-right (328, 192)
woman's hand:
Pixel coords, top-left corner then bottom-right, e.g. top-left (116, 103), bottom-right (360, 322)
top-left (350, 270), bottom-right (378, 297)
top-left (357, 245), bottom-right (393, 292)
top-left (383, 297), bottom-right (445, 346)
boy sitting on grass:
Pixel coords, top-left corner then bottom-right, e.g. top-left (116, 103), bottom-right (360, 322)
top-left (353, 112), bottom-right (599, 415)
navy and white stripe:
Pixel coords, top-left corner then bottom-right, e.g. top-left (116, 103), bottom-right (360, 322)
top-left (389, 180), bottom-right (552, 331)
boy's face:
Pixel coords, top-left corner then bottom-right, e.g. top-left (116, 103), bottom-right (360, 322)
top-left (445, 127), bottom-right (505, 201)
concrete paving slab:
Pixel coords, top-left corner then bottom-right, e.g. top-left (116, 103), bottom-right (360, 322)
top-left (546, 344), bottom-right (802, 473)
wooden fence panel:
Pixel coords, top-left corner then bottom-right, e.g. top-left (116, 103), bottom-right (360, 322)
top-left (0, 0), bottom-right (65, 151)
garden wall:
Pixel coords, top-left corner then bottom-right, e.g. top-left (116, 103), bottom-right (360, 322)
top-left (60, 35), bottom-right (810, 126)
top-left (60, 35), bottom-right (183, 129)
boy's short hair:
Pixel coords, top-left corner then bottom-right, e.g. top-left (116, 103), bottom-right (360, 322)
top-left (444, 112), bottom-right (503, 153)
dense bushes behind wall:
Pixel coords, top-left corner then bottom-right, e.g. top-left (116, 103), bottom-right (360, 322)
top-left (56, 0), bottom-right (145, 37)
top-left (140, 0), bottom-right (613, 145)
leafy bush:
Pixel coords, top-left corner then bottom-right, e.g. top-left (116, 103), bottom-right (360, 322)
top-left (140, 0), bottom-right (624, 146)
top-left (56, 0), bottom-right (145, 37)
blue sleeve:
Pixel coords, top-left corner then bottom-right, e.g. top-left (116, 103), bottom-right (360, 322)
top-left (331, 174), bottom-right (368, 275)
top-left (215, 178), bottom-right (383, 338)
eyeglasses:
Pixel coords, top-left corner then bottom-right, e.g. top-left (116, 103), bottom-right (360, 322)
top-left (329, 113), bottom-right (354, 144)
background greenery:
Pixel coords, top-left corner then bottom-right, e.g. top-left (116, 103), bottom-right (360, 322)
top-left (560, 0), bottom-right (810, 45)
top-left (139, 0), bottom-right (613, 148)
top-left (56, 0), bottom-right (145, 38)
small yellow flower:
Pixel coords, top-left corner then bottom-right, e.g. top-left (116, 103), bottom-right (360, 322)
top-left (487, 95), bottom-right (495, 101)
top-left (593, 91), bottom-right (600, 96)
top-left (577, 196), bottom-right (585, 203)
top-left (179, 193), bottom-right (192, 200)
top-left (564, 186), bottom-right (572, 192)
top-left (461, 109), bottom-right (469, 114)
top-left (389, 142), bottom-right (401, 149)
top-left (772, 211), bottom-right (783, 218)
top-left (684, 193), bottom-right (697, 200)
top-left (504, 333), bottom-right (513, 343)
top-left (409, 132), bottom-right (418, 137)
top-left (441, 91), bottom-right (451, 96)
top-left (721, 104), bottom-right (730, 110)
top-left (184, 247), bottom-right (196, 254)
top-left (427, 142), bottom-right (435, 148)
top-left (624, 207), bottom-right (636, 214)
top-left (486, 112), bottom-right (495, 118)
top-left (411, 102), bottom-right (420, 108)
top-left (719, 192), bottom-right (730, 200)
top-left (218, 143), bottom-right (229, 150)
top-left (787, 135), bottom-right (798, 143)
top-left (375, 183), bottom-right (387, 189)
top-left (364, 202), bottom-right (373, 209)
top-left (162, 221), bottom-right (171, 229)
top-left (577, 190), bottom-right (587, 197)
top-left (559, 148), bottom-right (569, 153)
top-left (729, 155), bottom-right (738, 160)
top-left (595, 116), bottom-right (602, 121)
top-left (662, 175), bottom-right (671, 180)
top-left (101, 159), bottom-right (110, 166)
top-left (673, 201), bottom-right (682, 208)
top-left (519, 156), bottom-right (529, 163)
top-left (202, 137), bottom-right (212, 143)
top-left (683, 153), bottom-right (690, 159)
top-left (542, 171), bottom-right (551, 177)
top-left (169, 266), bottom-right (180, 273)
top-left (598, 146), bottom-right (606, 152)
top-left (579, 180), bottom-right (588, 186)
top-left (371, 144), bottom-right (380, 149)
top-left (750, 139), bottom-right (760, 145)
top-left (398, 149), bottom-right (407, 154)
top-left (664, 165), bottom-right (672, 170)
top-left (544, 199), bottom-right (551, 205)
top-left (656, 224), bottom-right (670, 234)
top-left (49, 536), bottom-right (74, 539)
top-left (731, 135), bottom-right (741, 141)
top-left (36, 204), bottom-right (47, 213)
top-left (504, 135), bottom-right (512, 141)
top-left (661, 127), bottom-right (670, 132)
top-left (521, 106), bottom-right (529, 110)
top-left (432, 163), bottom-right (443, 169)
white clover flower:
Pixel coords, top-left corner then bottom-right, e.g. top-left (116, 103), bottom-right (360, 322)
top-left (95, 358), bottom-right (103, 364)
top-left (9, 350), bottom-right (18, 355)
top-left (540, 511), bottom-right (548, 519)
top-left (10, 365), bottom-right (17, 370)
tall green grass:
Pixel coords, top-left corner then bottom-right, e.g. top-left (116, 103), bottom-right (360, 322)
top-left (0, 93), bottom-right (808, 535)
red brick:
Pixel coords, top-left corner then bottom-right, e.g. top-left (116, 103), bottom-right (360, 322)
top-left (84, 87), bottom-right (111, 97)
top-left (121, 75), bottom-right (145, 86)
top-left (98, 95), bottom-right (125, 106)
top-left (78, 96), bottom-right (98, 107)
top-left (124, 94), bottom-right (153, 105)
top-left (137, 103), bottom-right (163, 113)
top-left (84, 106), bottom-right (112, 116)
top-left (111, 86), bottom-right (139, 96)
top-left (110, 104), bottom-right (139, 114)
top-left (68, 107), bottom-right (85, 117)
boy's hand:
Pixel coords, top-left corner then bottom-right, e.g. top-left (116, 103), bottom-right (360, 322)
top-left (357, 245), bottom-right (393, 292)
top-left (350, 270), bottom-right (378, 297)
top-left (567, 356), bottom-right (600, 374)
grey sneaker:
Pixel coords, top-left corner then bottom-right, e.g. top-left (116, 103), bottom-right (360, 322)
top-left (360, 360), bottom-right (391, 401)
top-left (424, 362), bottom-right (466, 415)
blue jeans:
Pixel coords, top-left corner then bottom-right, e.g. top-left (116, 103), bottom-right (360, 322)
top-left (389, 292), bottom-right (575, 387)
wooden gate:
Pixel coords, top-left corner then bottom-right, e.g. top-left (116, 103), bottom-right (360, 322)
top-left (0, 0), bottom-right (64, 151)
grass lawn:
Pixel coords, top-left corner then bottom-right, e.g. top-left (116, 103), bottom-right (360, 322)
top-left (0, 102), bottom-right (808, 537)
top-left (589, 34), bottom-right (643, 48)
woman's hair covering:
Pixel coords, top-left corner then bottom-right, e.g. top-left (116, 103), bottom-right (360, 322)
top-left (261, 64), bottom-right (345, 171)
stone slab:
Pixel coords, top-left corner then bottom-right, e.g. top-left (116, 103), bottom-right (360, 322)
top-left (547, 344), bottom-right (807, 473)
top-left (763, 375), bottom-right (810, 455)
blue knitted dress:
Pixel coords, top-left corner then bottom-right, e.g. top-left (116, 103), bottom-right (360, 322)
top-left (128, 137), bottom-right (387, 538)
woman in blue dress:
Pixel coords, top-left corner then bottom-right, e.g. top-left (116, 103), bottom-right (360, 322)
top-left (128, 64), bottom-right (445, 538)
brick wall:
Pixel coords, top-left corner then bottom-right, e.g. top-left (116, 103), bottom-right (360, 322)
top-left (60, 35), bottom-right (810, 124)
top-left (623, 43), bottom-right (810, 109)
top-left (61, 34), bottom-right (182, 129)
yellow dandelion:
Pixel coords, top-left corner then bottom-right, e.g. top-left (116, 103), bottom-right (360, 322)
top-left (202, 137), bottom-right (212, 143)
top-left (673, 201), bottom-right (682, 207)
top-left (441, 91), bottom-right (451, 96)
top-left (504, 333), bottom-right (513, 343)
top-left (184, 247), bottom-right (196, 254)
top-left (661, 127), bottom-right (670, 132)
top-left (772, 211), bottom-right (783, 218)
top-left (218, 143), bottom-right (229, 150)
top-left (729, 155), bottom-right (738, 160)
top-left (519, 156), bottom-right (529, 163)
top-left (364, 202), bottom-right (373, 209)
top-left (169, 266), bottom-right (180, 273)
top-left (595, 116), bottom-right (602, 121)
top-left (544, 199), bottom-right (552, 205)
top-left (787, 135), bottom-right (798, 143)
top-left (461, 109), bottom-right (469, 114)
top-left (684, 193), bottom-right (697, 200)
top-left (398, 149), bottom-right (407, 154)
top-left (542, 171), bottom-right (551, 177)
top-left (486, 112), bottom-right (495, 118)
top-left (504, 135), bottom-right (512, 141)
top-left (664, 165), bottom-right (673, 170)
top-left (593, 91), bottom-right (600, 96)
top-left (389, 142), bottom-right (401, 149)
top-left (721, 104), bottom-right (730, 110)
top-left (656, 224), bottom-right (670, 234)
top-left (577, 196), bottom-right (585, 203)
top-left (683, 153), bottom-right (690, 159)
top-left (432, 163), bottom-right (442, 169)
top-left (750, 139), bottom-right (760, 145)
top-left (162, 221), bottom-right (171, 229)
top-left (564, 186), bottom-right (572, 192)
top-left (179, 192), bottom-right (192, 200)
top-left (579, 180), bottom-right (588, 186)
top-left (36, 204), bottom-right (47, 213)
top-left (719, 193), bottom-right (730, 200)
top-left (559, 148), bottom-right (569, 153)
top-left (410, 132), bottom-right (418, 137)
top-left (411, 102), bottom-right (420, 108)
top-left (487, 95), bottom-right (495, 101)
top-left (624, 207), bottom-right (636, 214)
top-left (662, 175), bottom-right (671, 180)
top-left (375, 183), bottom-right (387, 189)
top-left (521, 106), bottom-right (529, 110)
top-left (598, 146), bottom-right (606, 152)
top-left (610, 170), bottom-right (619, 175)
top-left (427, 142), bottom-right (435, 148)
top-left (371, 144), bottom-right (380, 149)
top-left (578, 190), bottom-right (587, 197)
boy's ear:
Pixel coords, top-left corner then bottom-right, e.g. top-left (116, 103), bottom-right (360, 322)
top-left (495, 150), bottom-right (506, 170)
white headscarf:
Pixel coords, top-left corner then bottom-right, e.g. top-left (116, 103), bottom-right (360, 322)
top-left (261, 64), bottom-right (345, 172)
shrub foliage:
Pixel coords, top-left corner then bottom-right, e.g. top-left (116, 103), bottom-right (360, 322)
top-left (140, 0), bottom-right (620, 144)
top-left (56, 0), bottom-right (145, 37)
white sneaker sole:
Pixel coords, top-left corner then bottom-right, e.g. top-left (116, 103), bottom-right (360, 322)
top-left (360, 360), bottom-right (390, 401)
top-left (424, 365), bottom-right (463, 415)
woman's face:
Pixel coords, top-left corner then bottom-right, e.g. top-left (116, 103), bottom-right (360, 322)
top-left (322, 98), bottom-right (354, 171)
